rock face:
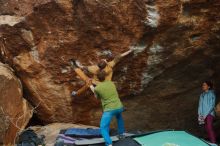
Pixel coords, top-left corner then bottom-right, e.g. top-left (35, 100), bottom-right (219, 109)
top-left (0, 62), bottom-right (33, 145)
top-left (0, 0), bottom-right (220, 135)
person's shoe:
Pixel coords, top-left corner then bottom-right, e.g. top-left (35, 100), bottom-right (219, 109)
top-left (71, 91), bottom-right (77, 97)
top-left (117, 134), bottom-right (126, 140)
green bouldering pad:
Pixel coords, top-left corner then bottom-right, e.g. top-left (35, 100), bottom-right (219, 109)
top-left (134, 131), bottom-right (211, 146)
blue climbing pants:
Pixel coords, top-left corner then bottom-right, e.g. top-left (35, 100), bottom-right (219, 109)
top-left (100, 108), bottom-right (125, 146)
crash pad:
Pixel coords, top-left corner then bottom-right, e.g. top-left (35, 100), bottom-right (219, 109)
top-left (113, 137), bottom-right (141, 146)
top-left (134, 131), bottom-right (210, 146)
top-left (75, 133), bottom-right (134, 145)
top-left (64, 128), bottom-right (101, 138)
top-left (56, 134), bottom-right (77, 144)
top-left (89, 137), bottom-right (140, 146)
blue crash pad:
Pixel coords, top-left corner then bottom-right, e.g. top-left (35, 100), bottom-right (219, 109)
top-left (64, 128), bottom-right (101, 138)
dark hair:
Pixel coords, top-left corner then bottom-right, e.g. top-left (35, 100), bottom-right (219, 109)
top-left (97, 70), bottom-right (106, 82)
top-left (203, 80), bottom-right (213, 90)
top-left (106, 54), bottom-right (114, 62)
top-left (98, 60), bottom-right (107, 69)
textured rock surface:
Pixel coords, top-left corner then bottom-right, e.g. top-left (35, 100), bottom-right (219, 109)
top-left (216, 103), bottom-right (220, 117)
top-left (30, 123), bottom-right (97, 145)
top-left (0, 62), bottom-right (33, 145)
top-left (0, 0), bottom-right (220, 135)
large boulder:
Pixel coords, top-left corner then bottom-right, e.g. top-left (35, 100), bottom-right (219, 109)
top-left (0, 0), bottom-right (220, 135)
top-left (0, 62), bottom-right (33, 145)
top-left (0, 0), bottom-right (148, 124)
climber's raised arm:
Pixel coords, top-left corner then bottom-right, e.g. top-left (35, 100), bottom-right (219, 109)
top-left (108, 49), bottom-right (133, 67)
top-left (121, 49), bottom-right (133, 58)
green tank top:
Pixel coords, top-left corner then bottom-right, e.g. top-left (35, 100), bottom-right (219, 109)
top-left (94, 81), bottom-right (123, 111)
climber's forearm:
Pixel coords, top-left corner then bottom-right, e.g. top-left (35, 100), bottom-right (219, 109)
top-left (120, 49), bottom-right (133, 57)
top-left (112, 49), bottom-right (133, 65)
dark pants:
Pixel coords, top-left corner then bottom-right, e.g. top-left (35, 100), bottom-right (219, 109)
top-left (205, 115), bottom-right (216, 143)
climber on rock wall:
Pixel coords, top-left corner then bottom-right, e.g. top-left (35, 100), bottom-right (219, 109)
top-left (70, 49), bottom-right (133, 96)
top-left (89, 70), bottom-right (125, 146)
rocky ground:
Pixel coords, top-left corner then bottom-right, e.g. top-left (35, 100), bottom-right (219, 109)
top-left (0, 0), bottom-right (220, 145)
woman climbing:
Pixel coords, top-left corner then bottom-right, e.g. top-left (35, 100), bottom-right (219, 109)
top-left (70, 49), bottom-right (133, 96)
top-left (198, 80), bottom-right (216, 144)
